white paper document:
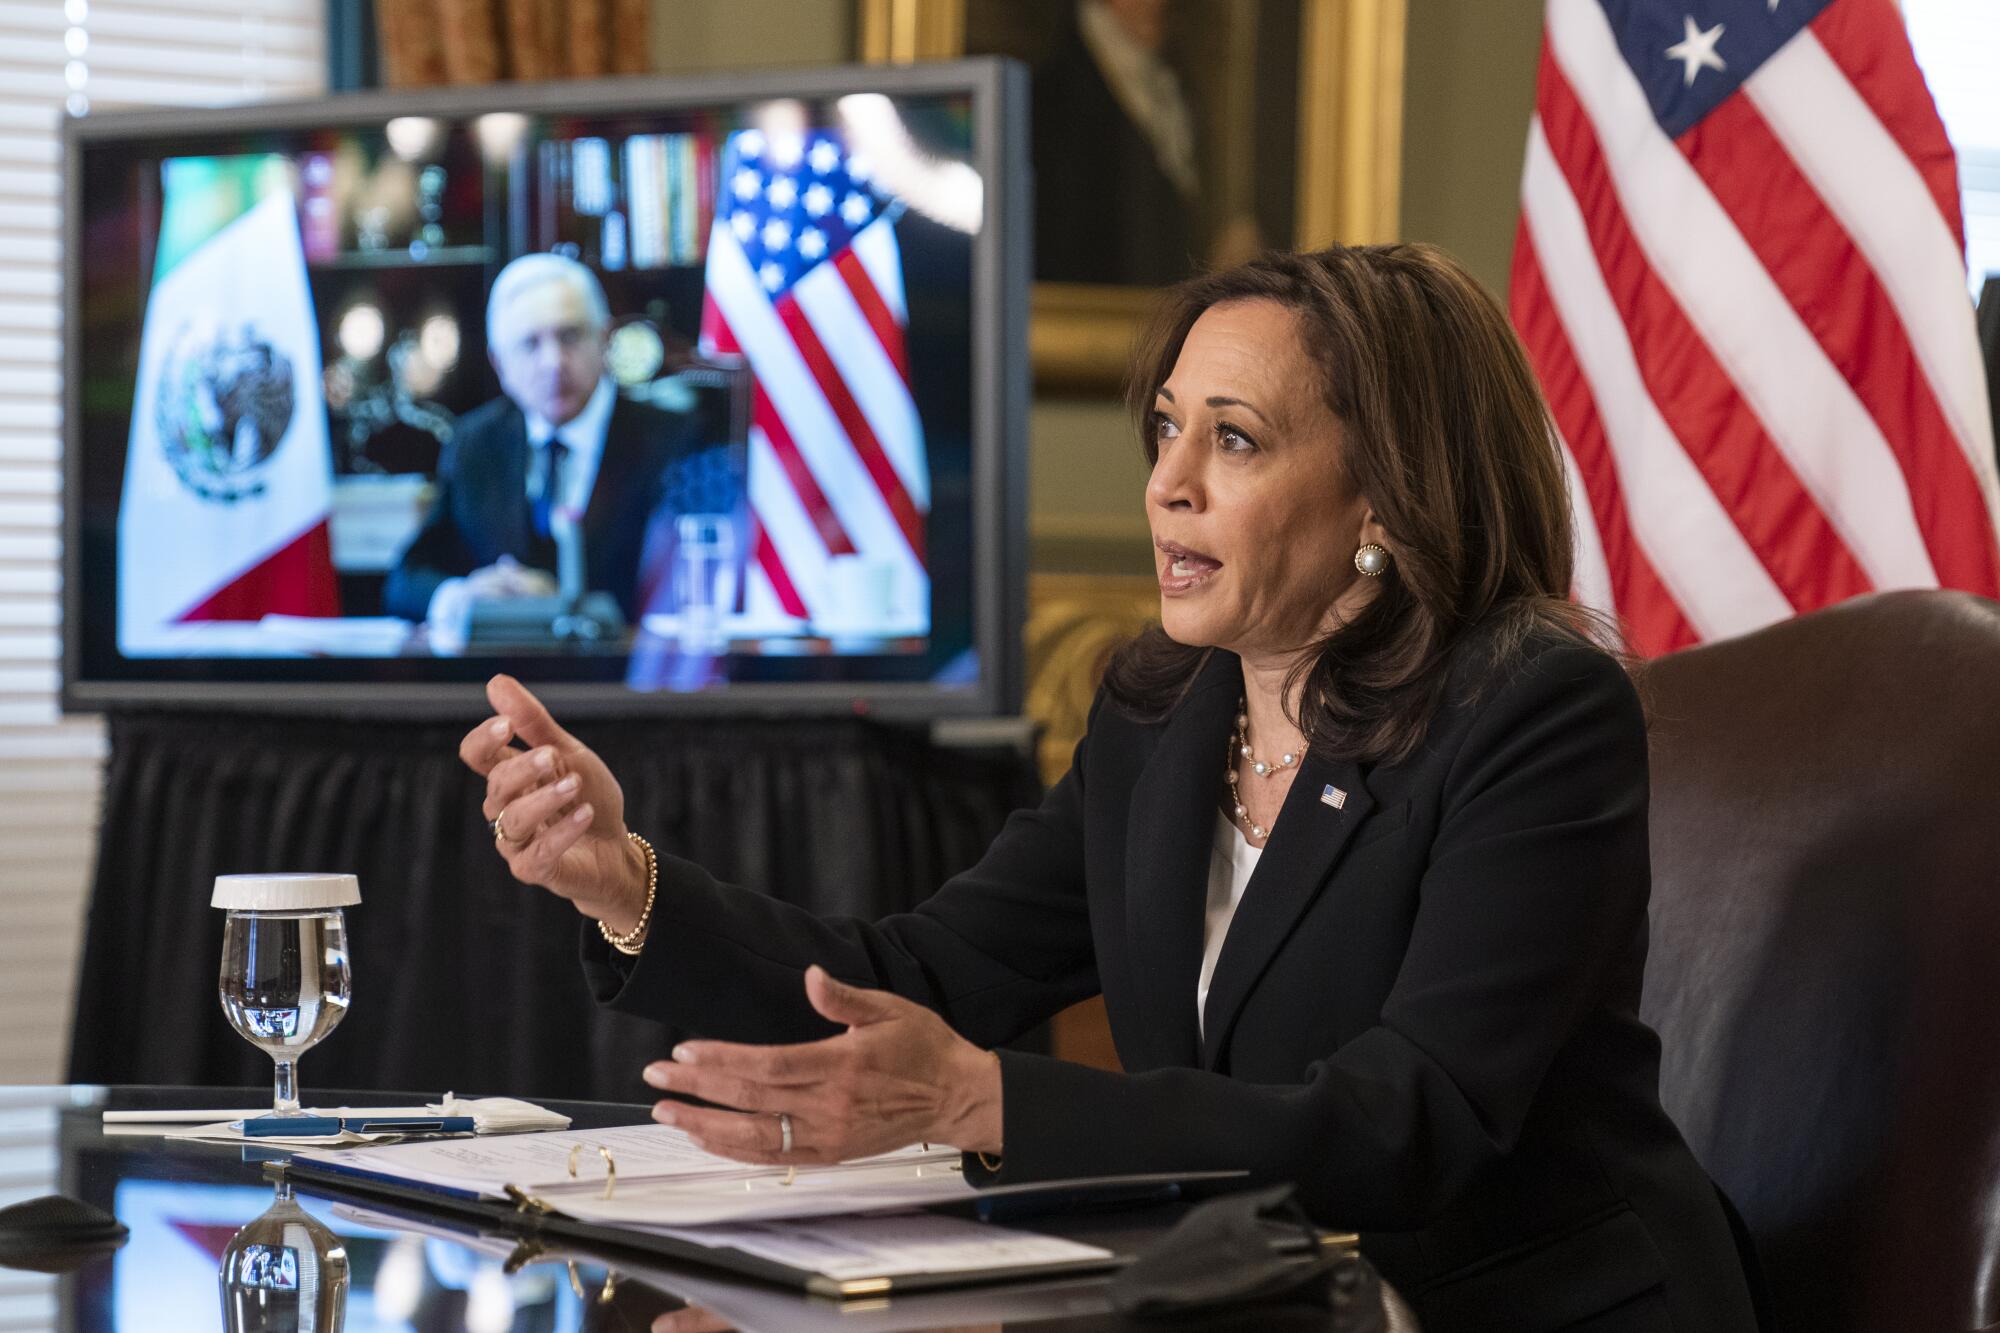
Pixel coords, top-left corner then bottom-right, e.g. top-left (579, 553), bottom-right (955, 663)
top-left (555, 1156), bottom-right (980, 1228)
top-left (655, 1212), bottom-right (1113, 1281)
top-left (291, 1125), bottom-right (1239, 1229)
top-left (294, 1123), bottom-right (957, 1202)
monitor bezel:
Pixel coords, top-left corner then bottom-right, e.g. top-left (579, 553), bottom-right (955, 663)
top-left (60, 58), bottom-right (1030, 721)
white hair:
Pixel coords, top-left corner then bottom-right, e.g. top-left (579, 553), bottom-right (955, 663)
top-left (485, 253), bottom-right (610, 346)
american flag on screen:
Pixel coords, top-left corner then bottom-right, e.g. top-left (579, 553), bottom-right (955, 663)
top-left (1510, 0), bottom-right (2000, 656)
top-left (698, 128), bottom-right (929, 627)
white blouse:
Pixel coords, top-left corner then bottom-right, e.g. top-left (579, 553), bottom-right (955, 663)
top-left (1196, 812), bottom-right (1264, 1039)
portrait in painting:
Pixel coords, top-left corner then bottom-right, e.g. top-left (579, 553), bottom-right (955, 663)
top-left (964, 0), bottom-right (1303, 287)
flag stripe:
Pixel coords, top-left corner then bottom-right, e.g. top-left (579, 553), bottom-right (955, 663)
top-left (175, 518), bottom-right (338, 622)
top-left (752, 383), bottom-right (859, 557)
top-left (1742, 29), bottom-right (2000, 528)
top-left (1521, 116), bottom-right (1793, 641)
top-left (851, 216), bottom-right (909, 324)
top-left (1545, 0), bottom-right (1939, 592)
top-left (1680, 90), bottom-right (2000, 592)
top-left (700, 280), bottom-right (737, 356)
top-left (1558, 427), bottom-right (1617, 623)
top-left (835, 246), bottom-right (909, 384)
top-left (747, 426), bottom-right (829, 619)
top-left (1511, 222), bottom-right (1704, 653)
top-left (774, 294), bottom-right (927, 564)
top-left (703, 298), bottom-right (859, 558)
top-left (1537, 56), bottom-right (1873, 609)
top-left (793, 252), bottom-right (928, 504)
top-left (754, 522), bottom-right (807, 619)
top-left (1807, 0), bottom-right (1966, 252)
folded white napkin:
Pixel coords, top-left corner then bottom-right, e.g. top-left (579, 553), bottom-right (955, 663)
top-left (429, 1094), bottom-right (571, 1134)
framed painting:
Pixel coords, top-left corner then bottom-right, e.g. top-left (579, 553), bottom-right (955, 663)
top-left (859, 0), bottom-right (1406, 391)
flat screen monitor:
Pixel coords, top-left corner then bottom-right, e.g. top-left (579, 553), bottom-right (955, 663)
top-left (62, 60), bottom-right (1028, 717)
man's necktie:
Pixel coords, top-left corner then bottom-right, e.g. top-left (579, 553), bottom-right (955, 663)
top-left (531, 438), bottom-right (568, 539)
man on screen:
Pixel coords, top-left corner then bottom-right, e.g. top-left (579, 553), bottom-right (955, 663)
top-left (383, 254), bottom-right (701, 628)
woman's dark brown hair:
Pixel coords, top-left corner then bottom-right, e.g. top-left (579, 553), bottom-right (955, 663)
top-left (1102, 243), bottom-right (1617, 763)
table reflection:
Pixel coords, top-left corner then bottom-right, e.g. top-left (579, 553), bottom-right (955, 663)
top-left (4, 1087), bottom-right (1232, 1333)
top-left (220, 1178), bottom-right (349, 1332)
top-left (5, 1086), bottom-right (675, 1332)
top-left (111, 1171), bottom-right (649, 1330)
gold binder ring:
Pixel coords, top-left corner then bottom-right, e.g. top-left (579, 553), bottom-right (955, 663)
top-left (567, 1143), bottom-right (618, 1199)
top-left (566, 1261), bottom-right (618, 1304)
top-left (503, 1184), bottom-right (553, 1215)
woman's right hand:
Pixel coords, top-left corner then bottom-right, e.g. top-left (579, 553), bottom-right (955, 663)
top-left (459, 674), bottom-right (648, 932)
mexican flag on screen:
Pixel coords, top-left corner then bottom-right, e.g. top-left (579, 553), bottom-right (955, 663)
top-left (117, 155), bottom-right (338, 653)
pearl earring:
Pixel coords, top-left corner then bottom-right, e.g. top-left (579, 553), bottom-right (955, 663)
top-left (1354, 543), bottom-right (1390, 577)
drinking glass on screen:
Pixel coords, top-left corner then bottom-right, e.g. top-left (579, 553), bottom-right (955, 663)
top-left (213, 873), bottom-right (359, 1121)
top-left (673, 512), bottom-right (739, 652)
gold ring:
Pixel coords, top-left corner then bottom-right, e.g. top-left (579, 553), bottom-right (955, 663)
top-left (492, 809), bottom-right (528, 846)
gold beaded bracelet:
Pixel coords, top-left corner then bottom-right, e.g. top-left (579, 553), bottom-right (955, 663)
top-left (600, 832), bottom-right (657, 956)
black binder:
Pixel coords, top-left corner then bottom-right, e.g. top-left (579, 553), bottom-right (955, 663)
top-left (282, 1157), bottom-right (1250, 1299)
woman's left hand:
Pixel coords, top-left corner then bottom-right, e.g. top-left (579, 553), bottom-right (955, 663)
top-left (642, 965), bottom-right (1003, 1163)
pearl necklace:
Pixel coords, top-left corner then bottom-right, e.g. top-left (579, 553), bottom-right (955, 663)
top-left (1225, 696), bottom-right (1303, 842)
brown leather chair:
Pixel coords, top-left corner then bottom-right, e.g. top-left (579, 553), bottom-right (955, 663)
top-left (1639, 589), bottom-right (2000, 1332)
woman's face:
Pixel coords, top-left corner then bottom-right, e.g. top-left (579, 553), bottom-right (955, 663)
top-left (1145, 298), bottom-right (1381, 660)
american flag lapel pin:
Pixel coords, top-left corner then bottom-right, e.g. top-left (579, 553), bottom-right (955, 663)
top-left (1320, 784), bottom-right (1347, 811)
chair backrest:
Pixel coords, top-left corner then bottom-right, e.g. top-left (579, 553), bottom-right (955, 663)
top-left (1638, 590), bottom-right (2000, 1332)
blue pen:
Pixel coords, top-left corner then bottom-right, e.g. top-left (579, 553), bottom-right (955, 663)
top-left (241, 1115), bottom-right (476, 1138)
top-left (342, 1116), bottom-right (478, 1136)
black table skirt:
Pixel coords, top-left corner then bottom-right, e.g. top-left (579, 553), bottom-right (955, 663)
top-left (67, 709), bottom-right (1039, 1103)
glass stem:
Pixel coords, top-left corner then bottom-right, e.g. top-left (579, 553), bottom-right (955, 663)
top-left (274, 1058), bottom-right (300, 1115)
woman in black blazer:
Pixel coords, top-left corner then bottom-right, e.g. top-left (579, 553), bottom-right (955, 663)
top-left (462, 245), bottom-right (1757, 1332)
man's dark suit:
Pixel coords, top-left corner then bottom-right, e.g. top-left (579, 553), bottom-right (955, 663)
top-left (582, 628), bottom-right (1757, 1332)
top-left (1031, 30), bottom-right (1197, 286)
top-left (383, 393), bottom-right (701, 622)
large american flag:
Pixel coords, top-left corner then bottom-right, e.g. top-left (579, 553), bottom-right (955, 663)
top-left (698, 128), bottom-right (929, 629)
top-left (1510, 0), bottom-right (2000, 655)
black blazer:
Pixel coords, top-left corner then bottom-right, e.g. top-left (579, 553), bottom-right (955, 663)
top-left (383, 393), bottom-right (700, 621)
top-left (583, 630), bottom-right (1757, 1332)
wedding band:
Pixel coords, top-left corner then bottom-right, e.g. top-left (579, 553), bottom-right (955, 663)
top-left (492, 809), bottom-right (527, 846)
top-left (778, 1112), bottom-right (793, 1155)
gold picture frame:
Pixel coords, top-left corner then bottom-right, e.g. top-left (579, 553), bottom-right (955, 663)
top-left (859, 0), bottom-right (1406, 392)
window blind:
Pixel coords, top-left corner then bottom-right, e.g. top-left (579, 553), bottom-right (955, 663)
top-left (0, 0), bottom-right (323, 1102)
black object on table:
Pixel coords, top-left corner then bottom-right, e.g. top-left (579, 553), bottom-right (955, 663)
top-left (0, 1195), bottom-right (126, 1274)
top-left (0, 1085), bottom-right (1398, 1332)
top-left (67, 711), bottom-right (1039, 1103)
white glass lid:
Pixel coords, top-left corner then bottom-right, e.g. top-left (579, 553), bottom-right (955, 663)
top-left (211, 873), bottom-right (361, 910)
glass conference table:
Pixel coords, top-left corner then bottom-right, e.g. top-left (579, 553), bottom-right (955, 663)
top-left (0, 1085), bottom-right (1392, 1333)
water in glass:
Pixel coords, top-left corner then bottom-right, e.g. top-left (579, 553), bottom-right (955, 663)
top-left (674, 512), bottom-right (739, 652)
top-left (219, 909), bottom-right (351, 1117)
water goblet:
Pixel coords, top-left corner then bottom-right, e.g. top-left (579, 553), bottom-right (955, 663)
top-left (213, 874), bottom-right (359, 1122)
